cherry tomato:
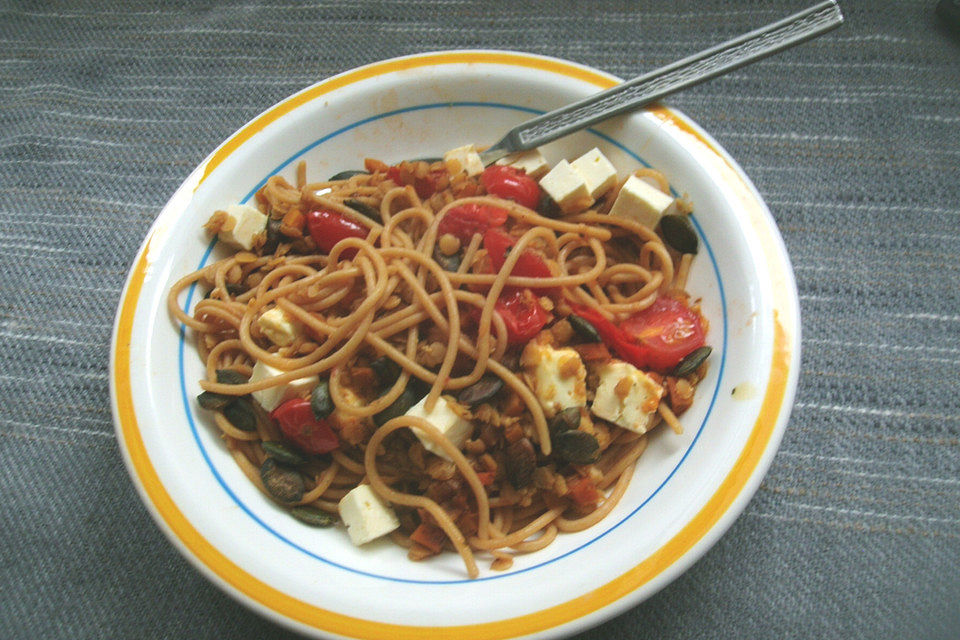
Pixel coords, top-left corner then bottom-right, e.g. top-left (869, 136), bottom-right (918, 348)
top-left (305, 209), bottom-right (367, 256)
top-left (483, 228), bottom-right (553, 282)
top-left (620, 296), bottom-right (705, 371)
top-left (569, 305), bottom-right (658, 371)
top-left (480, 165), bottom-right (541, 209)
top-left (270, 398), bottom-right (340, 455)
top-left (493, 287), bottom-right (551, 344)
top-left (437, 203), bottom-right (509, 244)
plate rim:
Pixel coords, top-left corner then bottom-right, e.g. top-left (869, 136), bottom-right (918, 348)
top-left (109, 49), bottom-right (801, 640)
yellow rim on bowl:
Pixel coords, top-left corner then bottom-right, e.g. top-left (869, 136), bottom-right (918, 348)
top-left (112, 50), bottom-right (797, 639)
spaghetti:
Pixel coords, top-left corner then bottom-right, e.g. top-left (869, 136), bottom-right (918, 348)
top-left (169, 150), bottom-right (710, 578)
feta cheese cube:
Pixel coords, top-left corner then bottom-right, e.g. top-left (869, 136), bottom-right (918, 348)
top-left (257, 308), bottom-right (301, 347)
top-left (590, 360), bottom-right (664, 434)
top-left (608, 175), bottom-right (676, 230)
top-left (218, 203), bottom-right (267, 251)
top-left (405, 395), bottom-right (473, 461)
top-left (496, 148), bottom-right (550, 179)
top-left (539, 159), bottom-right (594, 213)
top-left (570, 147), bottom-right (618, 198)
top-left (520, 342), bottom-right (587, 417)
top-left (249, 360), bottom-right (319, 412)
top-left (443, 143), bottom-right (485, 177)
top-left (338, 484), bottom-right (400, 545)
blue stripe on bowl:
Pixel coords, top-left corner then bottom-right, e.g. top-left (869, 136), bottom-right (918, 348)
top-left (177, 101), bottom-right (728, 585)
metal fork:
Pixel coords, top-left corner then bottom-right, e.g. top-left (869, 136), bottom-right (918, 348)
top-left (479, 0), bottom-right (844, 166)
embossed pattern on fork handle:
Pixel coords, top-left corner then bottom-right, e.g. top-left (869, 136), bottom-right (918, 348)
top-left (489, 0), bottom-right (843, 157)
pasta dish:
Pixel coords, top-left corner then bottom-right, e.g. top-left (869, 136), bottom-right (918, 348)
top-left (168, 144), bottom-right (711, 578)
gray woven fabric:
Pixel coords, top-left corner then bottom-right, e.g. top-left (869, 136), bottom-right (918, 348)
top-left (1, 0), bottom-right (958, 638)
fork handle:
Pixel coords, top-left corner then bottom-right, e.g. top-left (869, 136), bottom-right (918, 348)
top-left (486, 0), bottom-right (843, 159)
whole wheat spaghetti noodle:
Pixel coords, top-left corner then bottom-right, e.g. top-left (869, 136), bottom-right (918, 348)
top-left (170, 149), bottom-right (711, 578)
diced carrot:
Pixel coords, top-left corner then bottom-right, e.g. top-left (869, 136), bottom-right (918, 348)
top-left (567, 476), bottom-right (602, 507)
top-left (364, 157), bottom-right (390, 173)
top-left (410, 523), bottom-right (447, 554)
top-left (280, 207), bottom-right (305, 237)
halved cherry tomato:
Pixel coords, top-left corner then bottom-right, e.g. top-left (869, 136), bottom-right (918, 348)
top-left (570, 299), bottom-right (704, 373)
top-left (437, 203), bottom-right (509, 244)
top-left (492, 287), bottom-right (551, 344)
top-left (483, 228), bottom-right (552, 279)
top-left (480, 165), bottom-right (540, 209)
top-left (305, 209), bottom-right (367, 256)
top-left (620, 296), bottom-right (705, 372)
top-left (570, 305), bottom-right (654, 370)
top-left (566, 476), bottom-right (602, 507)
top-left (270, 398), bottom-right (340, 455)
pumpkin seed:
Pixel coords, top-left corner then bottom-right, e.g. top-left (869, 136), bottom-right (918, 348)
top-left (548, 407), bottom-right (582, 435)
top-left (260, 458), bottom-right (304, 503)
top-left (262, 440), bottom-right (308, 466)
top-left (370, 356), bottom-right (401, 389)
top-left (310, 379), bottom-right (334, 420)
top-left (204, 284), bottom-right (244, 300)
top-left (537, 193), bottom-right (561, 218)
top-left (196, 391), bottom-right (233, 411)
top-left (223, 397), bottom-right (258, 431)
top-left (262, 216), bottom-right (283, 253)
top-left (660, 214), bottom-right (698, 254)
top-left (374, 384), bottom-right (421, 427)
top-left (328, 169), bottom-right (367, 181)
top-left (498, 350), bottom-right (521, 372)
top-left (344, 198), bottom-right (381, 223)
top-left (457, 375), bottom-right (504, 407)
top-left (216, 369), bottom-right (249, 385)
top-left (410, 156), bottom-right (443, 164)
top-left (505, 438), bottom-right (537, 489)
top-left (225, 283), bottom-right (246, 297)
top-left (671, 346), bottom-right (712, 377)
top-left (290, 506), bottom-right (336, 527)
top-left (554, 430), bottom-right (600, 465)
top-left (568, 314), bottom-right (601, 343)
top-left (432, 245), bottom-right (462, 272)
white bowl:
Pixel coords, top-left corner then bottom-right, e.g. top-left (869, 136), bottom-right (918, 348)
top-left (111, 50), bottom-right (800, 639)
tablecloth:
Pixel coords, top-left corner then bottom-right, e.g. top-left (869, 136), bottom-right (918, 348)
top-left (1, 1), bottom-right (958, 638)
